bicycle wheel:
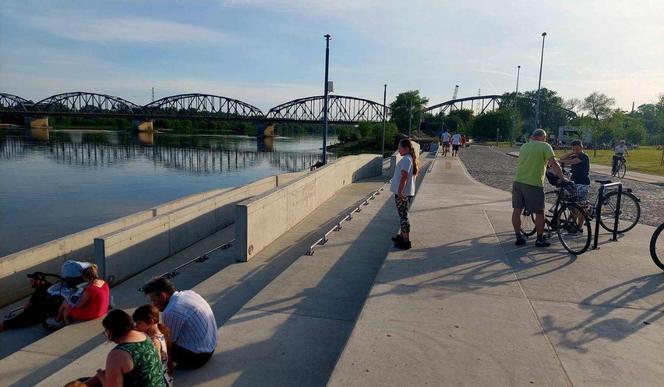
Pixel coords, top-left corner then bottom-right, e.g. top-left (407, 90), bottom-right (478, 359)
top-left (617, 161), bottom-right (626, 178)
top-left (650, 223), bottom-right (664, 271)
top-left (599, 191), bottom-right (640, 233)
top-left (520, 210), bottom-right (536, 236)
top-left (556, 202), bottom-right (592, 255)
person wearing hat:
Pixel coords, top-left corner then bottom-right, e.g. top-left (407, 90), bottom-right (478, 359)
top-left (0, 272), bottom-right (52, 332)
top-left (612, 139), bottom-right (628, 175)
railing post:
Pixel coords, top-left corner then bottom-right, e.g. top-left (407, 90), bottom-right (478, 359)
top-left (592, 185), bottom-right (604, 250)
top-left (612, 183), bottom-right (622, 241)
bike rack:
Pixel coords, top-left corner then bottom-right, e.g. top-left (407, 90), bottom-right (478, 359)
top-left (592, 181), bottom-right (623, 250)
top-left (138, 239), bottom-right (235, 291)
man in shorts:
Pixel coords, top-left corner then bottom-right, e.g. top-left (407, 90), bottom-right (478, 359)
top-left (440, 129), bottom-right (451, 156)
top-left (512, 129), bottom-right (566, 247)
top-left (451, 131), bottom-right (462, 156)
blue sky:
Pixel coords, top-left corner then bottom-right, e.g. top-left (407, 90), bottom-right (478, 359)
top-left (1, 0), bottom-right (662, 112)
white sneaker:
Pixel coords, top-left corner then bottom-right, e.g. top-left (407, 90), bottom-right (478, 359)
top-left (45, 317), bottom-right (64, 330)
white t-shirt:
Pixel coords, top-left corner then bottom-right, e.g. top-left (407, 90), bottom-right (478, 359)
top-left (614, 144), bottom-right (626, 155)
top-left (390, 154), bottom-right (415, 196)
top-left (452, 134), bottom-right (462, 145)
top-left (441, 132), bottom-right (451, 142)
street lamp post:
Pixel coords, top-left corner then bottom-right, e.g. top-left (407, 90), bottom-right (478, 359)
top-left (535, 32), bottom-right (547, 129)
top-left (407, 96), bottom-right (413, 137)
top-left (322, 34), bottom-right (331, 164)
top-left (512, 65), bottom-right (521, 144)
top-left (381, 84), bottom-right (387, 157)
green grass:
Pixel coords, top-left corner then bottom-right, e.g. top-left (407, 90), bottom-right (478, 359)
top-left (555, 146), bottom-right (664, 176)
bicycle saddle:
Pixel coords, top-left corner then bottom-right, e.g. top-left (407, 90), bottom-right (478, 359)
top-left (595, 179), bottom-right (613, 184)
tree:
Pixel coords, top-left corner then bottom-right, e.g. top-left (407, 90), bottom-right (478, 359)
top-left (582, 92), bottom-right (615, 120)
top-left (471, 110), bottom-right (513, 140)
top-left (563, 98), bottom-right (582, 114)
top-left (389, 90), bottom-right (429, 134)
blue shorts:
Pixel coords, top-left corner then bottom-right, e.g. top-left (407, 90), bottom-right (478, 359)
top-left (576, 184), bottom-right (589, 202)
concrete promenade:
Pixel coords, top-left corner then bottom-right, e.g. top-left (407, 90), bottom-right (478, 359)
top-left (329, 156), bottom-right (663, 386)
top-left (2, 153), bottom-right (662, 386)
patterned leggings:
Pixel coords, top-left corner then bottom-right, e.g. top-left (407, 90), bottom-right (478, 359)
top-left (395, 195), bottom-right (414, 233)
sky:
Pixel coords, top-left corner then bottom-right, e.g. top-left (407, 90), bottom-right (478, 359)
top-left (1, 0), bottom-right (663, 112)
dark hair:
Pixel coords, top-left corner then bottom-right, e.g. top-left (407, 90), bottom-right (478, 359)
top-left (102, 310), bottom-right (134, 341)
top-left (133, 304), bottom-right (172, 356)
top-left (143, 277), bottom-right (176, 296)
top-left (398, 138), bottom-right (419, 176)
top-left (571, 140), bottom-right (583, 147)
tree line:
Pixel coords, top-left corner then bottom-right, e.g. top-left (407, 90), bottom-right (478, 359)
top-left (387, 89), bottom-right (664, 146)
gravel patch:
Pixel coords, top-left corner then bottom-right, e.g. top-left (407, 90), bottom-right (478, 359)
top-left (458, 145), bottom-right (664, 227)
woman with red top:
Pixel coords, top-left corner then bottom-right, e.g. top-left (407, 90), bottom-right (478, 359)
top-left (53, 264), bottom-right (110, 327)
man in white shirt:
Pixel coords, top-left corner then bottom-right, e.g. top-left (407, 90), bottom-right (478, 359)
top-left (451, 131), bottom-right (462, 157)
top-left (440, 129), bottom-right (451, 156)
top-left (144, 277), bottom-right (217, 369)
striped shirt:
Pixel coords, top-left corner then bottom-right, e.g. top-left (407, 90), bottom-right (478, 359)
top-left (163, 290), bottom-right (217, 353)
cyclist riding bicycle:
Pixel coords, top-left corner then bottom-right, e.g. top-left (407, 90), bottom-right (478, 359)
top-left (612, 140), bottom-right (628, 175)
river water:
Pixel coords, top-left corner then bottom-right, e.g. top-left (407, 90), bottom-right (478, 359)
top-left (0, 129), bottom-right (337, 257)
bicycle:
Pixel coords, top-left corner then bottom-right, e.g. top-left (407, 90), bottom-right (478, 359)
top-left (521, 178), bottom-right (641, 255)
top-left (611, 156), bottom-right (627, 178)
top-left (650, 222), bottom-right (664, 271)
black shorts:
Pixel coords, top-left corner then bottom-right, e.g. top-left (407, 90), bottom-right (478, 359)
top-left (452, 144), bottom-right (460, 150)
top-left (512, 181), bottom-right (545, 213)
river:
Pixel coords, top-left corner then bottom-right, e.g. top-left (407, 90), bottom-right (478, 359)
top-left (0, 129), bottom-right (337, 257)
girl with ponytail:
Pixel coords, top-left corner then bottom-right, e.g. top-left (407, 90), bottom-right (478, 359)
top-left (133, 304), bottom-right (174, 386)
top-left (390, 138), bottom-right (418, 249)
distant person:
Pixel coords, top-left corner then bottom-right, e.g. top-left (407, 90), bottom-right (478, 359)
top-left (391, 138), bottom-right (419, 250)
top-left (451, 131), bottom-right (462, 156)
top-left (560, 140), bottom-right (590, 202)
top-left (612, 140), bottom-right (628, 175)
top-left (81, 310), bottom-right (165, 387)
top-left (133, 305), bottom-right (174, 387)
top-left (461, 135), bottom-right (466, 147)
top-left (143, 277), bottom-right (217, 369)
top-left (0, 272), bottom-right (53, 332)
top-left (512, 129), bottom-right (566, 247)
top-left (47, 264), bottom-right (110, 329)
top-left (440, 129), bottom-right (451, 156)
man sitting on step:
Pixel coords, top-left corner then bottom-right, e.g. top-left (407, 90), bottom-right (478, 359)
top-left (143, 277), bottom-right (217, 369)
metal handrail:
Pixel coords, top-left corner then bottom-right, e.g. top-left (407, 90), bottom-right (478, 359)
top-left (306, 185), bottom-right (387, 256)
top-left (138, 239), bottom-right (235, 291)
top-left (592, 181), bottom-right (623, 249)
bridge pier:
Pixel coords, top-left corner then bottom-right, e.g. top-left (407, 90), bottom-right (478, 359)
top-left (256, 123), bottom-right (275, 137)
top-left (24, 116), bottom-right (50, 129)
top-left (132, 119), bottom-right (154, 132)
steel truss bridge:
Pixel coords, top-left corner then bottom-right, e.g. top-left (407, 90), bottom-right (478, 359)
top-left (421, 94), bottom-right (577, 118)
top-left (0, 92), bottom-right (390, 124)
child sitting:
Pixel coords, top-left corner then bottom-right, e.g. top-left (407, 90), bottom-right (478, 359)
top-left (133, 305), bottom-right (174, 387)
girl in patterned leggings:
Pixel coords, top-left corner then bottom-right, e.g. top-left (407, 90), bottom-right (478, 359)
top-left (390, 138), bottom-right (419, 250)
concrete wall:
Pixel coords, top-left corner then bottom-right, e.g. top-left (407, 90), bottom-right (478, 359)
top-left (94, 175), bottom-right (286, 283)
top-left (0, 171), bottom-right (308, 307)
top-left (0, 210), bottom-right (154, 307)
top-left (235, 154), bottom-right (382, 262)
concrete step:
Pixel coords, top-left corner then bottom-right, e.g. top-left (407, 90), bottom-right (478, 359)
top-left (0, 225), bottom-right (236, 386)
top-left (32, 177), bottom-right (393, 386)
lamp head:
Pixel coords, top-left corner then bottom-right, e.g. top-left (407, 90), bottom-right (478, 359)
top-left (542, 32), bottom-right (547, 36)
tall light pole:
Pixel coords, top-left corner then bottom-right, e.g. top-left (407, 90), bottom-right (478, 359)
top-left (381, 84), bottom-right (387, 157)
top-left (322, 34), bottom-right (331, 164)
top-left (512, 65), bottom-right (521, 144)
top-left (407, 96), bottom-right (413, 137)
top-left (535, 32), bottom-right (547, 129)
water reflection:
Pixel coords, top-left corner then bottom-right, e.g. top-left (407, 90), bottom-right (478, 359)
top-left (0, 129), bottom-right (335, 256)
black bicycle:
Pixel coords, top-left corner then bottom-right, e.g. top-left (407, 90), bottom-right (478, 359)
top-left (651, 223), bottom-right (664, 271)
top-left (520, 182), bottom-right (592, 255)
top-left (611, 156), bottom-right (627, 178)
top-left (521, 179), bottom-right (641, 255)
